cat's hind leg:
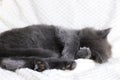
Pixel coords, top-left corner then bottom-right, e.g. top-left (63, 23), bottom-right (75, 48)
top-left (0, 57), bottom-right (76, 72)
top-left (0, 57), bottom-right (49, 72)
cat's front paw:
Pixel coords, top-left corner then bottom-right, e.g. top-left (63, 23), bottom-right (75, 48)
top-left (34, 60), bottom-right (49, 72)
top-left (75, 47), bottom-right (91, 59)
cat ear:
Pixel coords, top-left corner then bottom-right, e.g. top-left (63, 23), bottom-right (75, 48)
top-left (97, 28), bottom-right (111, 38)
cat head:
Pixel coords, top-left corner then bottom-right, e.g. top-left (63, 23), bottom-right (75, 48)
top-left (79, 28), bottom-right (112, 63)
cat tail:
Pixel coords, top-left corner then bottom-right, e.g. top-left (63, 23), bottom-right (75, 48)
top-left (0, 48), bottom-right (59, 58)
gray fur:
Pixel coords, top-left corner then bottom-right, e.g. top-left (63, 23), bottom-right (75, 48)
top-left (0, 24), bottom-right (112, 71)
top-left (1, 58), bottom-right (25, 71)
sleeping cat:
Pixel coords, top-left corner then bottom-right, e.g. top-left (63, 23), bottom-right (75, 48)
top-left (0, 24), bottom-right (112, 71)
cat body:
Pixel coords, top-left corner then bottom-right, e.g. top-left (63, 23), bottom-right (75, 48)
top-left (0, 24), bottom-right (111, 71)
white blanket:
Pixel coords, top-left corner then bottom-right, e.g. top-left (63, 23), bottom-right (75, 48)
top-left (0, 0), bottom-right (120, 80)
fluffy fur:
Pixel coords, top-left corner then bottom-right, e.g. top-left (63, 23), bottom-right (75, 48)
top-left (0, 24), bottom-right (111, 71)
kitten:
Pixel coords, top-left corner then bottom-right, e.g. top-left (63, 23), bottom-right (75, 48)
top-left (0, 24), bottom-right (111, 71)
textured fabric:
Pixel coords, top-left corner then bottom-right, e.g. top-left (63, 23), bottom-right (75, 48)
top-left (0, 0), bottom-right (120, 80)
top-left (0, 58), bottom-right (120, 80)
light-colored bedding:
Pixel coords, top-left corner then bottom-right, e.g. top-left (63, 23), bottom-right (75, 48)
top-left (0, 0), bottom-right (120, 80)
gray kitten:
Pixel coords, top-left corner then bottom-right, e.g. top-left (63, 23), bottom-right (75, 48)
top-left (0, 24), bottom-right (111, 71)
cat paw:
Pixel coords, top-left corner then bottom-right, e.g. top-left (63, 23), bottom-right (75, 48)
top-left (60, 60), bottom-right (77, 70)
top-left (75, 47), bottom-right (91, 59)
top-left (34, 60), bottom-right (49, 72)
